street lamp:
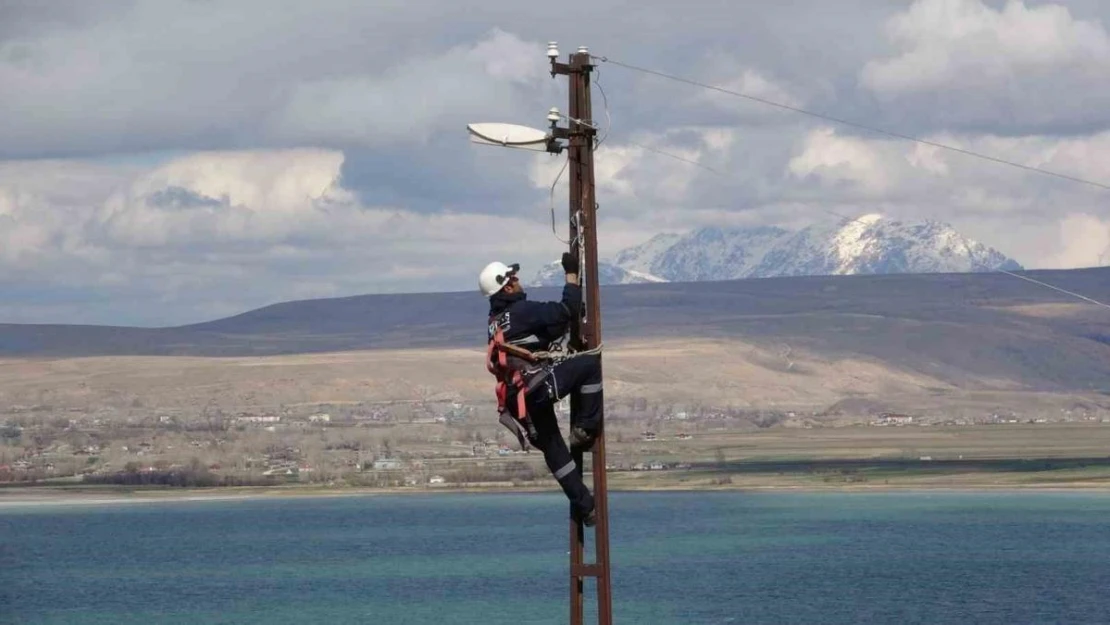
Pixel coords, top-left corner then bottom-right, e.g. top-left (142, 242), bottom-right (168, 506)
top-left (466, 110), bottom-right (567, 155)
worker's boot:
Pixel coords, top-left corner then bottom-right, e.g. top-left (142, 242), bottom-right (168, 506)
top-left (583, 506), bottom-right (597, 527)
top-left (569, 426), bottom-right (599, 454)
top-left (572, 501), bottom-right (597, 527)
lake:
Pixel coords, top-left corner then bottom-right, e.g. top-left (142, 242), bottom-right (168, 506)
top-left (2, 490), bottom-right (1109, 624)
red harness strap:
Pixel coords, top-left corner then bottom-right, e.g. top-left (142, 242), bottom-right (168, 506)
top-left (486, 322), bottom-right (532, 426)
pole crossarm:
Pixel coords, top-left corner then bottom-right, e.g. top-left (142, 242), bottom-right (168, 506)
top-left (549, 127), bottom-right (596, 141)
top-left (550, 58), bottom-right (593, 76)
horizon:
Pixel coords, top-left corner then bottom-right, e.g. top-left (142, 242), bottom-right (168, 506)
top-left (1, 264), bottom-right (1105, 330)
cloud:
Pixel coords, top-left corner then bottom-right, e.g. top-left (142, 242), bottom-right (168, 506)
top-left (0, 149), bottom-right (568, 325)
top-left (0, 0), bottom-right (902, 159)
top-left (860, 0), bottom-right (1110, 135)
top-left (267, 28), bottom-right (555, 149)
top-left (92, 148), bottom-right (355, 248)
top-left (787, 128), bottom-right (893, 196)
top-left (1042, 213), bottom-right (1110, 269)
top-left (0, 3), bottom-right (554, 159)
top-left (693, 52), bottom-right (808, 122)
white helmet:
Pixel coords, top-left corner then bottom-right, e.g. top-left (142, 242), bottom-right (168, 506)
top-left (478, 261), bottom-right (520, 297)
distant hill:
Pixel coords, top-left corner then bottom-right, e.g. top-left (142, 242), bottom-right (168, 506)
top-left (612, 214), bottom-right (1022, 282)
top-left (0, 268), bottom-right (1108, 395)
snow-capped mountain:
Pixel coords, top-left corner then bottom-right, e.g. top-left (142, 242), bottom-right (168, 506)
top-left (528, 214), bottom-right (1022, 286)
top-left (615, 226), bottom-right (789, 281)
top-left (614, 214), bottom-right (1022, 282)
top-left (609, 232), bottom-right (682, 275)
top-left (529, 260), bottom-right (668, 287)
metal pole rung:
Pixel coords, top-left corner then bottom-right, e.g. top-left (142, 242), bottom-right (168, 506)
top-left (572, 563), bottom-right (603, 578)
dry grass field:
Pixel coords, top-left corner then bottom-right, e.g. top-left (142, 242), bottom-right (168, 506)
top-left (1, 337), bottom-right (1102, 417)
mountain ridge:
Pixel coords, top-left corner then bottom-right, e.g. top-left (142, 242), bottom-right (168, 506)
top-left (602, 214), bottom-right (1022, 285)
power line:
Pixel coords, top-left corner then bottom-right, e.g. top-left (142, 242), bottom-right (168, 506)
top-left (589, 79), bottom-right (951, 243)
top-left (591, 55), bottom-right (1110, 193)
top-left (997, 270), bottom-right (1110, 310)
top-left (548, 155), bottom-right (570, 244)
top-left (594, 66), bottom-right (612, 148)
top-left (586, 54), bottom-right (1110, 310)
top-left (593, 69), bottom-right (727, 177)
top-left (617, 138), bottom-right (726, 175)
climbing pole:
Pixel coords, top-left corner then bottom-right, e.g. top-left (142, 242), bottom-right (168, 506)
top-left (468, 41), bottom-right (613, 624)
top-left (551, 45), bottom-right (613, 625)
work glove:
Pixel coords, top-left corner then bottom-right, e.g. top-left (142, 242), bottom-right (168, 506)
top-left (561, 251), bottom-right (580, 274)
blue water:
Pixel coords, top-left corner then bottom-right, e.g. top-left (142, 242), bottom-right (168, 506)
top-left (2, 491), bottom-right (1109, 624)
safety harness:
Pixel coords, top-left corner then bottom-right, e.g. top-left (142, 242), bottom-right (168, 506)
top-left (486, 313), bottom-right (550, 449)
top-left (486, 311), bottom-right (604, 451)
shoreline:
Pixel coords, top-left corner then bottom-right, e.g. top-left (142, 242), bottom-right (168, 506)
top-left (3, 479), bottom-right (1110, 508)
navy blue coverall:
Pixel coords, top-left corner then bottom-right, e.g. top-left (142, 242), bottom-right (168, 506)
top-left (488, 282), bottom-right (603, 521)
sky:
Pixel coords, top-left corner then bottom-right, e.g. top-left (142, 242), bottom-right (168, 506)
top-left (2, 0), bottom-right (1109, 326)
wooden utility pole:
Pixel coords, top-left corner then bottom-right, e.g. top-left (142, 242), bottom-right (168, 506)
top-left (552, 45), bottom-right (612, 625)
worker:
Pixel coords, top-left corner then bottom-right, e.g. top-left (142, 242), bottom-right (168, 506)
top-left (479, 253), bottom-right (603, 526)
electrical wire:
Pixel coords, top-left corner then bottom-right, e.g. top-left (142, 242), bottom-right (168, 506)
top-left (594, 66), bottom-right (612, 149)
top-left (619, 138), bottom-right (726, 175)
top-left (596, 67), bottom-right (726, 177)
top-left (584, 54), bottom-right (1110, 310)
top-left (546, 70), bottom-right (611, 245)
top-left (596, 70), bottom-right (896, 232)
top-left (592, 59), bottom-right (859, 223)
top-left (996, 270), bottom-right (1110, 310)
top-left (548, 156), bottom-right (570, 244)
top-left (591, 55), bottom-right (1110, 193)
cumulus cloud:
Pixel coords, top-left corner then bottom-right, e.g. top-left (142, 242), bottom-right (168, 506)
top-left (0, 150), bottom-right (561, 325)
top-left (267, 29), bottom-right (555, 149)
top-left (788, 128), bottom-right (894, 196)
top-left (860, 0), bottom-right (1110, 134)
top-left (93, 149), bottom-right (355, 248)
top-left (690, 51), bottom-right (809, 123)
top-left (1042, 213), bottom-right (1110, 268)
top-left (0, 2), bottom-right (557, 159)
